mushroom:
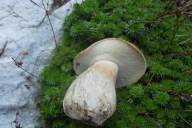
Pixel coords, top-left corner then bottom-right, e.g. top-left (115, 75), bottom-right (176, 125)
top-left (63, 38), bottom-right (146, 126)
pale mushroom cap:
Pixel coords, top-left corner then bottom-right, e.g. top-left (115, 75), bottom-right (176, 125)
top-left (73, 38), bottom-right (146, 88)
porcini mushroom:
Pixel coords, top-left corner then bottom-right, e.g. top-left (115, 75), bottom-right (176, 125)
top-left (63, 38), bottom-right (146, 126)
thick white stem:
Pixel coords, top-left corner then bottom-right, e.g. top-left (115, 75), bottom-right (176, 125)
top-left (63, 60), bottom-right (119, 126)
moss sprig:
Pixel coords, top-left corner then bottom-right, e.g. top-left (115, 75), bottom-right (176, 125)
top-left (39, 0), bottom-right (192, 127)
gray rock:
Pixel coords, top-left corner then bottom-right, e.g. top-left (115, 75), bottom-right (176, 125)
top-left (0, 0), bottom-right (82, 127)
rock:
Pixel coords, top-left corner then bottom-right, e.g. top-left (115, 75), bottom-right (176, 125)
top-left (0, 0), bottom-right (82, 127)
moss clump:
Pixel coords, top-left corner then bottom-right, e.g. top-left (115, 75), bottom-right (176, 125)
top-left (39, 0), bottom-right (192, 127)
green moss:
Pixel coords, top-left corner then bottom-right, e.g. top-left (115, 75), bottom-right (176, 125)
top-left (39, 0), bottom-right (192, 127)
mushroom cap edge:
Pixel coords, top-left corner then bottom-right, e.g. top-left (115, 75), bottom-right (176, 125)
top-left (73, 38), bottom-right (146, 88)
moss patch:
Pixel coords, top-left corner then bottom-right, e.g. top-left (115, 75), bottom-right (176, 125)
top-left (39, 0), bottom-right (192, 127)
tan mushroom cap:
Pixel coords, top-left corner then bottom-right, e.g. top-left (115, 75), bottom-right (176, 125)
top-left (73, 38), bottom-right (146, 88)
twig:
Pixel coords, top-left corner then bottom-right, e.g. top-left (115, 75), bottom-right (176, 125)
top-left (176, 33), bottom-right (192, 36)
top-left (8, 39), bottom-right (20, 47)
top-left (180, 67), bottom-right (192, 73)
top-left (30, 0), bottom-right (64, 21)
top-left (125, 101), bottom-right (163, 128)
top-left (136, 0), bottom-right (153, 20)
top-left (148, 110), bottom-right (192, 115)
top-left (30, 37), bottom-right (93, 75)
top-left (0, 41), bottom-right (8, 57)
top-left (41, 0), bottom-right (59, 52)
top-left (116, 110), bottom-right (142, 128)
top-left (147, 17), bottom-right (187, 84)
top-left (129, 20), bottom-right (191, 29)
top-left (146, 53), bottom-right (189, 59)
top-left (30, 0), bottom-right (42, 8)
top-left (178, 72), bottom-right (192, 77)
top-left (175, 121), bottom-right (191, 128)
top-left (12, 58), bottom-right (41, 80)
top-left (28, 46), bottom-right (75, 53)
top-left (57, 37), bottom-right (93, 63)
top-left (151, 22), bottom-right (178, 40)
top-left (157, 1), bottom-right (174, 18)
top-left (181, 87), bottom-right (192, 94)
top-left (157, 1), bottom-right (188, 20)
top-left (176, 37), bottom-right (192, 45)
top-left (36, 14), bottom-right (47, 27)
top-left (157, 14), bottom-right (175, 20)
top-left (186, 43), bottom-right (192, 50)
top-left (144, 115), bottom-right (159, 127)
top-left (32, 51), bottom-right (44, 76)
top-left (8, 5), bottom-right (28, 22)
top-left (178, 113), bottom-right (192, 127)
top-left (145, 82), bottom-right (177, 99)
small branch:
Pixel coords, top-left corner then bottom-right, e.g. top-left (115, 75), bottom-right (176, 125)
top-left (176, 37), bottom-right (192, 45)
top-left (180, 67), bottom-right (192, 73)
top-left (28, 47), bottom-right (72, 53)
top-left (157, 1), bottom-right (174, 18)
top-left (30, 0), bottom-right (64, 21)
top-left (148, 17), bottom-right (186, 84)
top-left (129, 20), bottom-right (191, 29)
top-left (30, 41), bottom-right (93, 75)
top-left (9, 39), bottom-right (20, 48)
top-left (32, 51), bottom-right (44, 76)
top-left (125, 101), bottom-right (162, 128)
top-left (8, 5), bottom-right (28, 22)
top-left (175, 121), bottom-right (191, 128)
top-left (41, 0), bottom-right (59, 52)
top-left (178, 113), bottom-right (192, 127)
top-left (57, 37), bottom-right (93, 63)
top-left (146, 53), bottom-right (188, 59)
top-left (0, 41), bottom-right (8, 57)
top-left (136, 0), bottom-right (153, 20)
top-left (30, 0), bottom-right (43, 9)
top-left (12, 58), bottom-right (41, 80)
top-left (148, 110), bottom-right (192, 115)
top-left (176, 34), bottom-right (192, 37)
top-left (116, 110), bottom-right (142, 128)
top-left (178, 71), bottom-right (192, 77)
top-left (151, 23), bottom-right (177, 40)
top-left (146, 82), bottom-right (177, 99)
top-left (36, 14), bottom-right (47, 28)
top-left (181, 87), bottom-right (192, 94)
top-left (144, 115), bottom-right (159, 127)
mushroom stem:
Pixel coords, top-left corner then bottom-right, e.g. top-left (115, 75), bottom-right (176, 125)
top-left (63, 60), bottom-right (119, 126)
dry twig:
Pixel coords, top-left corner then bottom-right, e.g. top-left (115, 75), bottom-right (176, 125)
top-left (117, 110), bottom-right (142, 128)
top-left (178, 113), bottom-right (192, 127)
top-left (8, 5), bottom-right (28, 22)
top-left (41, 0), bottom-right (59, 52)
top-left (125, 102), bottom-right (163, 128)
